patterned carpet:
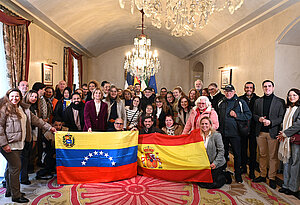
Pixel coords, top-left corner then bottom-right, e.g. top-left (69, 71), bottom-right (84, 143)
top-left (0, 173), bottom-right (298, 205)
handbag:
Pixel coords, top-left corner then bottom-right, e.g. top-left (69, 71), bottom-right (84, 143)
top-left (290, 133), bottom-right (300, 145)
top-left (236, 120), bottom-right (250, 137)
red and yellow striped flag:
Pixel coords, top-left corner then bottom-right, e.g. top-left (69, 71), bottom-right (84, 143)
top-left (138, 129), bottom-right (213, 182)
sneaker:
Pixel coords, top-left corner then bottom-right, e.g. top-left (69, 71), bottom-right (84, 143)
top-left (252, 176), bottom-right (266, 183)
top-left (269, 179), bottom-right (276, 189)
top-left (235, 174), bottom-right (243, 183)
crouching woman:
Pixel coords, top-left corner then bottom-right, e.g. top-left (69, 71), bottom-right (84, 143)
top-left (0, 88), bottom-right (56, 203)
top-left (197, 116), bottom-right (227, 189)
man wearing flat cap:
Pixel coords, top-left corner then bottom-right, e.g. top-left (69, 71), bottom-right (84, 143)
top-left (217, 85), bottom-right (252, 183)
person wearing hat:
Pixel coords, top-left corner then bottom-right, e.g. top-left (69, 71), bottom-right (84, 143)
top-left (217, 84), bottom-right (252, 183)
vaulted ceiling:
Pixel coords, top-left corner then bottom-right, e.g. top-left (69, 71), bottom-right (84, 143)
top-left (3, 0), bottom-right (298, 58)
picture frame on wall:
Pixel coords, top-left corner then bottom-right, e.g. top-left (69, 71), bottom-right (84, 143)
top-left (42, 63), bottom-right (53, 86)
top-left (221, 69), bottom-right (232, 88)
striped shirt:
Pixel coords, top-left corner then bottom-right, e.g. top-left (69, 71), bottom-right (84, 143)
top-left (126, 108), bottom-right (140, 128)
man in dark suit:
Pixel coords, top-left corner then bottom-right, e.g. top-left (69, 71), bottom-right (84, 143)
top-left (252, 80), bottom-right (285, 189)
top-left (63, 92), bottom-right (85, 131)
top-left (239, 82), bottom-right (260, 179)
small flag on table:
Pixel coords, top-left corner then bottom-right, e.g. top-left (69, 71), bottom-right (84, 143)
top-left (55, 131), bottom-right (138, 184)
top-left (138, 129), bottom-right (213, 182)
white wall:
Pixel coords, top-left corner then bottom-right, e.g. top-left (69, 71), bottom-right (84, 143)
top-left (87, 45), bottom-right (190, 92)
top-left (274, 44), bottom-right (300, 98)
top-left (189, 2), bottom-right (300, 97)
top-left (28, 24), bottom-right (89, 89)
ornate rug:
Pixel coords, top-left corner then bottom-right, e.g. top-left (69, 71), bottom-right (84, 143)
top-left (0, 173), bottom-right (298, 205)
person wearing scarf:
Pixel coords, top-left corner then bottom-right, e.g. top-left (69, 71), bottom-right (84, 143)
top-left (277, 88), bottom-right (300, 199)
top-left (103, 85), bottom-right (126, 130)
top-left (182, 96), bottom-right (219, 134)
top-left (162, 115), bottom-right (183, 135)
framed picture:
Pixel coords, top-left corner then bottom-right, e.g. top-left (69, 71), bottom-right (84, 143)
top-left (42, 63), bottom-right (53, 86)
top-left (221, 69), bottom-right (232, 88)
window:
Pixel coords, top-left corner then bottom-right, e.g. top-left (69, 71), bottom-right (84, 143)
top-left (0, 22), bottom-right (10, 98)
top-left (73, 56), bottom-right (79, 90)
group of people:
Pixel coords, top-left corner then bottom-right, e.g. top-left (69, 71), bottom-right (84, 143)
top-left (0, 78), bottom-right (299, 203)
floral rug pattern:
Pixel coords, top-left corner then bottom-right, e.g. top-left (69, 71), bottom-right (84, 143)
top-left (0, 174), bottom-right (298, 205)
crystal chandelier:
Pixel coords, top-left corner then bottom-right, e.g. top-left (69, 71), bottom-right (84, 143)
top-left (119, 0), bottom-right (244, 37)
top-left (124, 10), bottom-right (161, 81)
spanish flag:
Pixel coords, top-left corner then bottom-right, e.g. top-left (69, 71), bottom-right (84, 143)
top-left (55, 131), bottom-right (138, 184)
top-left (138, 129), bottom-right (213, 182)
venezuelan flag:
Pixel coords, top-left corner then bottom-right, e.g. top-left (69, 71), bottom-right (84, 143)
top-left (55, 131), bottom-right (138, 184)
top-left (138, 129), bottom-right (213, 182)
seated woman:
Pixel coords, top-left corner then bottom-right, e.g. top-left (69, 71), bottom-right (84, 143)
top-left (197, 117), bottom-right (227, 189)
top-left (126, 96), bottom-right (141, 130)
top-left (162, 115), bottom-right (183, 135)
top-left (182, 96), bottom-right (219, 134)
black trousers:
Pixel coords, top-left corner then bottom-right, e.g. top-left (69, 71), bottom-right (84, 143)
top-left (223, 136), bottom-right (241, 175)
top-left (20, 141), bottom-right (32, 182)
top-left (198, 166), bottom-right (226, 189)
top-left (241, 132), bottom-right (257, 172)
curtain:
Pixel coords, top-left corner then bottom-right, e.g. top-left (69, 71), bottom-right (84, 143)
top-left (64, 47), bottom-right (82, 88)
top-left (0, 9), bottom-right (30, 88)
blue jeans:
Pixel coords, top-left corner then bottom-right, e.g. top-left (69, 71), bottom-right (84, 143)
top-left (282, 143), bottom-right (300, 192)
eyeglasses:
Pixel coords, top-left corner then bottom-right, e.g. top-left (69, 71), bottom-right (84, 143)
top-left (155, 101), bottom-right (162, 103)
top-left (115, 123), bottom-right (123, 125)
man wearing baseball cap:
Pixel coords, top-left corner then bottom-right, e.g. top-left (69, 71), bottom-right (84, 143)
top-left (218, 84), bottom-right (252, 183)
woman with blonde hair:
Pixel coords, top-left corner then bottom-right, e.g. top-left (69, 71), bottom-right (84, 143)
top-left (183, 96), bottom-right (219, 134)
top-left (197, 116), bottom-right (227, 189)
top-left (0, 88), bottom-right (56, 203)
top-left (84, 87), bottom-right (108, 132)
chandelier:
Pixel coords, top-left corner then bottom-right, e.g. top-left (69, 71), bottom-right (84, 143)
top-left (119, 0), bottom-right (244, 37)
top-left (124, 10), bottom-right (161, 81)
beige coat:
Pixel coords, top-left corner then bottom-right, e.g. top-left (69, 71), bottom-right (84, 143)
top-left (0, 102), bottom-right (51, 147)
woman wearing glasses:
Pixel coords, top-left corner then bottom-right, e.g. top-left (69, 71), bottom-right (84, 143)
top-left (182, 96), bottom-right (219, 134)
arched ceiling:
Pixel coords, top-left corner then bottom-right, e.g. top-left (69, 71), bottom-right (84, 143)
top-left (3, 0), bottom-right (298, 58)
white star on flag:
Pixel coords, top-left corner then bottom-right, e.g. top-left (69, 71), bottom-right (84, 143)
top-left (104, 153), bottom-right (109, 157)
top-left (81, 161), bottom-right (86, 165)
top-left (94, 151), bottom-right (98, 155)
top-left (111, 161), bottom-right (116, 166)
top-left (109, 157), bottom-right (113, 161)
top-left (84, 157), bottom-right (89, 161)
top-left (99, 151), bottom-right (103, 155)
top-left (89, 153), bottom-right (93, 157)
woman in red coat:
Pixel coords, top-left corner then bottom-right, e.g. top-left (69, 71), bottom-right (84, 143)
top-left (83, 88), bottom-right (108, 132)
